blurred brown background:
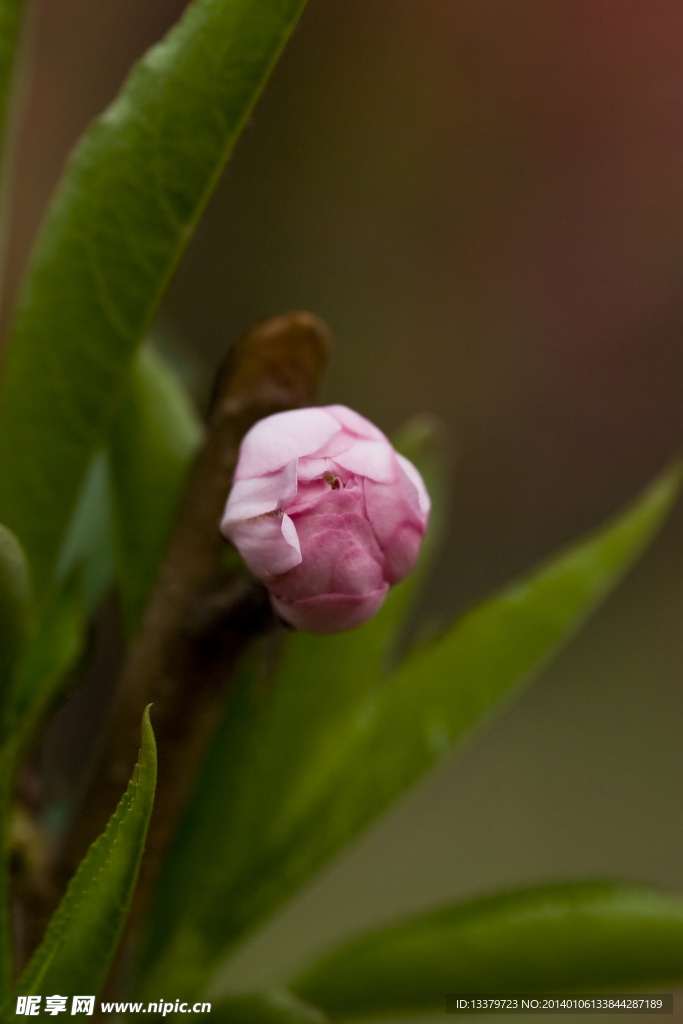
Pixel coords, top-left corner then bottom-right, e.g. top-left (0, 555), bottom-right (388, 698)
top-left (5, 0), bottom-right (683, 1009)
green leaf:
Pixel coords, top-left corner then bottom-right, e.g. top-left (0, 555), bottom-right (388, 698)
top-left (140, 465), bottom-right (679, 998)
top-left (108, 342), bottom-right (203, 637)
top-left (0, 523), bottom-right (30, 702)
top-left (2, 452), bottom-right (111, 751)
top-left (54, 450), bottom-right (114, 615)
top-left (290, 882), bottom-right (683, 1015)
top-left (0, 581), bottom-right (85, 998)
top-left (4, 343), bottom-right (201, 747)
top-left (12, 706), bottom-right (156, 1001)
top-left (0, 582), bottom-right (84, 1000)
top-left (7, 578), bottom-right (84, 749)
top-left (0, 0), bottom-right (308, 600)
top-left (0, 575), bottom-right (81, 999)
top-left (9, 342), bottom-right (201, 739)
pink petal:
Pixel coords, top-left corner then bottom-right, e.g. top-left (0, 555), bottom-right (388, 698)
top-left (310, 428), bottom-right (356, 459)
top-left (396, 453), bottom-right (431, 525)
top-left (381, 522), bottom-right (422, 585)
top-left (270, 585), bottom-right (389, 634)
top-left (331, 545), bottom-right (384, 595)
top-left (296, 508), bottom-right (383, 563)
top-left (271, 525), bottom-right (345, 600)
top-left (295, 457), bottom-right (342, 482)
top-left (225, 512), bottom-right (301, 578)
top-left (333, 440), bottom-right (397, 483)
top-left (325, 405), bottom-right (388, 442)
top-left (284, 477), bottom-right (330, 515)
top-left (363, 475), bottom-right (426, 550)
top-left (221, 460), bottom-right (298, 525)
top-left (235, 408), bottom-right (340, 479)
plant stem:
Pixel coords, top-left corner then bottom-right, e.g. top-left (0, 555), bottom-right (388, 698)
top-left (45, 312), bottom-right (331, 944)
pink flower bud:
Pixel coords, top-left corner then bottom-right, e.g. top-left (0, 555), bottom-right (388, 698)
top-left (221, 405), bottom-right (430, 634)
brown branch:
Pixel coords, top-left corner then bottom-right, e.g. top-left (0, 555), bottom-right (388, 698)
top-left (49, 311), bottom-right (332, 925)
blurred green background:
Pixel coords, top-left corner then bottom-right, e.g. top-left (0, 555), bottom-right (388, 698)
top-left (3, 0), bottom-right (683, 1011)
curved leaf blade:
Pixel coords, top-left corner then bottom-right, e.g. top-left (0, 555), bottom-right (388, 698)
top-left (0, 582), bottom-right (82, 1001)
top-left (7, 578), bottom-right (84, 748)
top-left (291, 882), bottom-right (683, 1015)
top-left (108, 343), bottom-right (203, 637)
top-left (251, 465), bottom-right (680, 879)
top-left (0, 0), bottom-right (308, 597)
top-left (13, 706), bottom-right (156, 999)
top-left (4, 454), bottom-right (110, 751)
top-left (142, 467), bottom-right (680, 996)
top-left (54, 450), bottom-right (114, 616)
top-left (321, 464), bottom-right (682, 827)
top-left (9, 343), bottom-right (201, 741)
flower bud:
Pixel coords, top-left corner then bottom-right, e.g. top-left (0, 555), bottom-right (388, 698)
top-left (221, 405), bottom-right (430, 633)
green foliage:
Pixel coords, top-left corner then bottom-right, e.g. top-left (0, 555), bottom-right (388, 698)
top-left (0, 524), bottom-right (30, 705)
top-left (291, 882), bottom-right (683, 1015)
top-left (8, 339), bottom-right (202, 746)
top-left (12, 707), bottom-right (156, 1001)
top-left (7, 580), bottom-right (84, 751)
top-left (0, 0), bottom-right (308, 600)
top-left (109, 343), bottom-right (203, 637)
top-left (54, 451), bottom-right (114, 616)
top-left (139, 455), bottom-right (679, 998)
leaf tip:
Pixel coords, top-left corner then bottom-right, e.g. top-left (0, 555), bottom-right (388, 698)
top-left (133, 704), bottom-right (157, 789)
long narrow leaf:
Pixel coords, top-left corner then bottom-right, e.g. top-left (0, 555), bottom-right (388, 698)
top-left (141, 466), bottom-right (680, 997)
top-left (11, 707), bottom-right (156, 1000)
top-left (7, 579), bottom-right (84, 748)
top-left (291, 882), bottom-right (683, 1015)
top-left (108, 343), bottom-right (203, 637)
top-left (8, 344), bottom-right (200, 748)
top-left (3, 344), bottom-right (198, 758)
top-left (0, 0), bottom-right (308, 597)
top-left (53, 450), bottom-right (114, 615)
top-left (0, 581), bottom-right (81, 999)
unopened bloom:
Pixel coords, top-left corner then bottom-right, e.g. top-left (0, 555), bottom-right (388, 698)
top-left (221, 405), bottom-right (430, 634)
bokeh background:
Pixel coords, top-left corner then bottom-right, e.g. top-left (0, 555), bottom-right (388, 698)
top-left (3, 0), bottom-right (683, 1013)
